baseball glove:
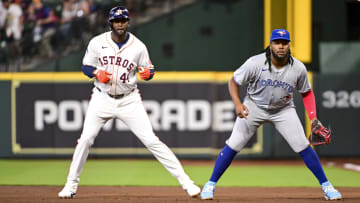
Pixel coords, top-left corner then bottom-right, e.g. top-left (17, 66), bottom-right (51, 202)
top-left (308, 119), bottom-right (332, 145)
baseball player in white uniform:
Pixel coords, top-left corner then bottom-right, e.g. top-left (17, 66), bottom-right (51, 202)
top-left (200, 29), bottom-right (342, 201)
top-left (58, 6), bottom-right (200, 199)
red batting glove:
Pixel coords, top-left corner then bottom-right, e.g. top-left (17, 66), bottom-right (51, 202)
top-left (93, 69), bottom-right (112, 84)
top-left (138, 67), bottom-right (155, 81)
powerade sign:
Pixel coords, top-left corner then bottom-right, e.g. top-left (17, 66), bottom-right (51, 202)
top-left (34, 100), bottom-right (235, 131)
top-left (14, 82), bottom-right (260, 155)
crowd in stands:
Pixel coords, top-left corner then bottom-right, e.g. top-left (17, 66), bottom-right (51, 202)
top-left (0, 0), bottom-right (195, 72)
top-left (0, 0), bottom-right (102, 71)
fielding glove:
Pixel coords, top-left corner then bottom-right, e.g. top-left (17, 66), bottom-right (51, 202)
top-left (308, 119), bottom-right (332, 145)
top-left (138, 67), bottom-right (155, 81)
top-left (93, 69), bottom-right (112, 84)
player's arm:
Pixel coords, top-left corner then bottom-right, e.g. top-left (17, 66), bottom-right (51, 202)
top-left (301, 89), bottom-right (333, 145)
top-left (82, 38), bottom-right (112, 84)
top-left (228, 77), bottom-right (248, 119)
top-left (297, 65), bottom-right (317, 121)
top-left (301, 89), bottom-right (317, 121)
top-left (137, 45), bottom-right (155, 81)
top-left (82, 64), bottom-right (112, 83)
top-left (82, 65), bottom-right (96, 78)
top-left (230, 58), bottom-right (256, 119)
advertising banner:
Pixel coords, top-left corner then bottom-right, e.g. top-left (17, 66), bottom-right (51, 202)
top-left (11, 73), bottom-right (263, 156)
top-left (315, 74), bottom-right (360, 156)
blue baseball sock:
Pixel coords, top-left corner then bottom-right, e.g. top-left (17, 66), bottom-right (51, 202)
top-left (299, 145), bottom-right (328, 184)
top-left (209, 145), bottom-right (238, 183)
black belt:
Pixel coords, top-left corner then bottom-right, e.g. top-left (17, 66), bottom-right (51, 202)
top-left (96, 87), bottom-right (134, 99)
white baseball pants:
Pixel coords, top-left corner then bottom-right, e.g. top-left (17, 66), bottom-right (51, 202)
top-left (66, 87), bottom-right (194, 186)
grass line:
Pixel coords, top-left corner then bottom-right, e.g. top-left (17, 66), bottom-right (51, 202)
top-left (0, 160), bottom-right (359, 187)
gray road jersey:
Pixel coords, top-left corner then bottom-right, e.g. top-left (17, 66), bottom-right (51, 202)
top-left (233, 52), bottom-right (311, 110)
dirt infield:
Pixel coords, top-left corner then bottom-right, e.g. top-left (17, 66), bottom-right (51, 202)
top-left (1, 159), bottom-right (359, 202)
top-left (0, 186), bottom-right (359, 203)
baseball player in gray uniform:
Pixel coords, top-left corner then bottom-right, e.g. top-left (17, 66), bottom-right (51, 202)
top-left (58, 6), bottom-right (200, 199)
top-left (200, 29), bottom-right (342, 201)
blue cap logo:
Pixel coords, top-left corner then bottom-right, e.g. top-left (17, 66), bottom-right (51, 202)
top-left (277, 30), bottom-right (286, 35)
top-left (270, 29), bottom-right (290, 42)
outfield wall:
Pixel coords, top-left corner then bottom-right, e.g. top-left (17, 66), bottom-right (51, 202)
top-left (0, 72), bottom-right (359, 158)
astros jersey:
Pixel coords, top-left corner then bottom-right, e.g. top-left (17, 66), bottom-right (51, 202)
top-left (233, 53), bottom-right (311, 110)
top-left (83, 31), bottom-right (153, 95)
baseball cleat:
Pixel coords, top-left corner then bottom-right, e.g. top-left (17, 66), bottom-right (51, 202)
top-left (58, 181), bottom-right (78, 199)
top-left (321, 181), bottom-right (342, 200)
top-left (58, 192), bottom-right (76, 199)
top-left (200, 181), bottom-right (216, 200)
top-left (183, 183), bottom-right (201, 197)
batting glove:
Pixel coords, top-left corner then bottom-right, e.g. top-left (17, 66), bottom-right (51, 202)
top-left (138, 67), bottom-right (155, 81)
top-left (93, 69), bottom-right (112, 84)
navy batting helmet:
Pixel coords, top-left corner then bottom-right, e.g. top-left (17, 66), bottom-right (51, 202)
top-left (108, 6), bottom-right (129, 23)
top-left (108, 6), bottom-right (129, 30)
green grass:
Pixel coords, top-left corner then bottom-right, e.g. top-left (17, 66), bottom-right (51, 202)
top-left (0, 159), bottom-right (359, 187)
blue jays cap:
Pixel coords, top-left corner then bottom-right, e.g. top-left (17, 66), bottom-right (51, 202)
top-left (270, 29), bottom-right (290, 42)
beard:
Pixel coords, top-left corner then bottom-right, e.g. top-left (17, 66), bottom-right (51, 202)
top-left (271, 48), bottom-right (290, 62)
top-left (112, 28), bottom-right (126, 37)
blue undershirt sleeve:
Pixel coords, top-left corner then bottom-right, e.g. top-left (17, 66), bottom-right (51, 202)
top-left (82, 65), bottom-right (96, 78)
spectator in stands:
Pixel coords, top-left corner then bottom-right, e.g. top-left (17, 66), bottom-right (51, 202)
top-left (61, 0), bottom-right (75, 24)
top-left (0, 1), bottom-right (7, 29)
top-left (0, 0), bottom-right (7, 44)
top-left (74, 0), bottom-right (91, 17)
top-left (3, 0), bottom-right (23, 66)
top-left (83, 0), bottom-right (99, 34)
top-left (0, 1), bottom-right (8, 71)
top-left (4, 0), bottom-right (23, 39)
top-left (57, 0), bottom-right (95, 55)
top-left (27, 0), bottom-right (57, 58)
top-left (57, 0), bottom-right (75, 52)
top-left (70, 0), bottom-right (90, 38)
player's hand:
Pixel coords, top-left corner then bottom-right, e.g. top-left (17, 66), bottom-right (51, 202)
top-left (235, 103), bottom-right (249, 119)
top-left (93, 69), bottom-right (112, 84)
top-left (138, 67), bottom-right (155, 81)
